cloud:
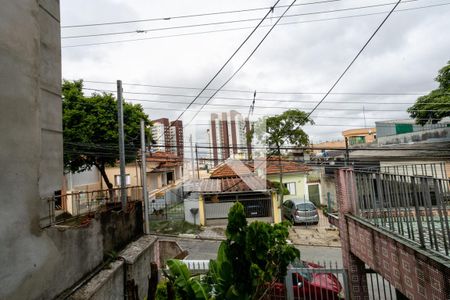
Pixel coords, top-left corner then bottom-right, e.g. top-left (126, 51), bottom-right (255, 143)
top-left (61, 0), bottom-right (450, 144)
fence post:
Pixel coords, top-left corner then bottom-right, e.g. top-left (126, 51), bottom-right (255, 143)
top-left (411, 177), bottom-right (426, 248)
top-left (284, 269), bottom-right (294, 300)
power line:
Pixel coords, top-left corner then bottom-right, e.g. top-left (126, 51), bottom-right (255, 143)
top-left (80, 88), bottom-right (447, 106)
top-left (152, 0), bottom-right (284, 145)
top-left (82, 87), bottom-right (432, 100)
top-left (176, 0), bottom-right (282, 122)
top-left (81, 80), bottom-right (428, 96)
top-left (65, 141), bottom-right (450, 152)
top-left (61, 0), bottom-right (419, 40)
top-left (185, 0), bottom-right (299, 127)
top-left (61, 0), bottom-right (342, 29)
top-left (126, 97), bottom-right (449, 110)
top-left (306, 0), bottom-right (403, 118)
top-left (61, 2), bottom-right (450, 48)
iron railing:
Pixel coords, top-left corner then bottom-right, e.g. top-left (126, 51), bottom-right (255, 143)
top-left (350, 170), bottom-right (450, 256)
top-left (48, 186), bottom-right (143, 224)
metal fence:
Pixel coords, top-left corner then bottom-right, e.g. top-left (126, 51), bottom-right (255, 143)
top-left (204, 197), bottom-right (273, 220)
top-left (281, 261), bottom-right (349, 300)
top-left (49, 186), bottom-right (143, 224)
top-left (149, 185), bottom-right (184, 221)
top-left (366, 270), bottom-right (397, 300)
top-left (351, 170), bottom-right (450, 256)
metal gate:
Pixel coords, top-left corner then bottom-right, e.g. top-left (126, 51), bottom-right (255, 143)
top-left (149, 186), bottom-right (185, 221)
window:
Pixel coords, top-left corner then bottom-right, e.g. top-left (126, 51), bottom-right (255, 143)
top-left (349, 136), bottom-right (366, 145)
top-left (284, 182), bottom-right (296, 195)
top-left (114, 174), bottom-right (131, 186)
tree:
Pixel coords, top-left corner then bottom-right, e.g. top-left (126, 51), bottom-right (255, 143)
top-left (407, 61), bottom-right (450, 125)
top-left (164, 202), bottom-right (300, 300)
top-left (62, 80), bottom-right (151, 200)
top-left (254, 109), bottom-right (313, 204)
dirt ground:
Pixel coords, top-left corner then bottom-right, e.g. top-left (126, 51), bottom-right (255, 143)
top-left (288, 210), bottom-right (341, 247)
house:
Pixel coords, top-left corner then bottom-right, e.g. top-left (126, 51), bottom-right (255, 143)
top-left (262, 158), bottom-right (314, 203)
top-left (184, 161), bottom-right (280, 226)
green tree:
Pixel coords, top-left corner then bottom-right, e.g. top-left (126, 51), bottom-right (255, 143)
top-left (62, 80), bottom-right (151, 199)
top-left (165, 202), bottom-right (300, 300)
top-left (254, 109), bottom-right (313, 204)
top-left (407, 61), bottom-right (450, 125)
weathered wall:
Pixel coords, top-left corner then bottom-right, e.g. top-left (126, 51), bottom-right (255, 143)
top-left (101, 201), bottom-right (144, 254)
top-left (69, 260), bottom-right (125, 300)
top-left (120, 235), bottom-right (158, 299)
top-left (377, 127), bottom-right (450, 145)
top-left (0, 0), bottom-right (64, 299)
top-left (69, 236), bottom-right (158, 300)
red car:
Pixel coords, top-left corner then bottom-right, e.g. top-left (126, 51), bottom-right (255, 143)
top-left (271, 261), bottom-right (343, 300)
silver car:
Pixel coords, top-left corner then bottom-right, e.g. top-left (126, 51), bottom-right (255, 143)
top-left (282, 199), bottom-right (319, 225)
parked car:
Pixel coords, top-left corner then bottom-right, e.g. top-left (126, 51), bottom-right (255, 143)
top-left (272, 260), bottom-right (343, 299)
top-left (282, 199), bottom-right (319, 225)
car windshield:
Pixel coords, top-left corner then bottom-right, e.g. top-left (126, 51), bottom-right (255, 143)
top-left (296, 203), bottom-right (315, 211)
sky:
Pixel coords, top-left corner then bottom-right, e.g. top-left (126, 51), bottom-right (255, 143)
top-left (60, 0), bottom-right (450, 152)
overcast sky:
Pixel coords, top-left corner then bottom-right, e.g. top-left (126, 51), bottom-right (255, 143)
top-left (61, 0), bottom-right (450, 152)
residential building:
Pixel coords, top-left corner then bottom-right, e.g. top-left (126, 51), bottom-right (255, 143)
top-left (151, 118), bottom-right (184, 158)
top-left (184, 161), bottom-right (278, 225)
top-left (263, 159), bottom-right (313, 203)
top-left (342, 127), bottom-right (377, 146)
top-left (210, 110), bottom-right (252, 166)
top-left (375, 117), bottom-right (450, 145)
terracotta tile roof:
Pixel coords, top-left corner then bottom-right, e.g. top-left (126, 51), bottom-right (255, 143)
top-left (185, 176), bottom-right (272, 193)
top-left (147, 151), bottom-right (182, 163)
top-left (255, 158), bottom-right (311, 175)
top-left (210, 161), bottom-right (254, 178)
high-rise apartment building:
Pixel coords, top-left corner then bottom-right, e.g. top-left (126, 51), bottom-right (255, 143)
top-left (151, 118), bottom-right (184, 158)
top-left (210, 110), bottom-right (252, 166)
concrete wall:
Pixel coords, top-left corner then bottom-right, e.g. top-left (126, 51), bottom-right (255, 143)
top-left (377, 127), bottom-right (450, 145)
top-left (70, 236), bottom-right (158, 300)
top-left (69, 260), bottom-right (125, 300)
top-left (184, 193), bottom-right (200, 225)
top-left (0, 1), bottom-right (65, 299)
top-left (120, 235), bottom-right (157, 299)
top-left (101, 201), bottom-right (144, 254)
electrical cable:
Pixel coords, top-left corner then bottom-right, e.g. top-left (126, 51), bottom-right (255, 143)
top-left (61, 0), bottom-right (342, 29)
top-left (61, 0), bottom-right (418, 40)
top-left (185, 0), bottom-right (299, 128)
top-left (306, 0), bottom-right (403, 118)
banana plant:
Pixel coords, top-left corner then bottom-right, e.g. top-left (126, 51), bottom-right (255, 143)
top-left (165, 259), bottom-right (210, 300)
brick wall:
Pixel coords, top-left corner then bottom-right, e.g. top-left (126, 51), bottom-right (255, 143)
top-left (336, 169), bottom-right (450, 300)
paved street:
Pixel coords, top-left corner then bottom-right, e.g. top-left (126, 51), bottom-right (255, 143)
top-left (176, 238), bottom-right (343, 266)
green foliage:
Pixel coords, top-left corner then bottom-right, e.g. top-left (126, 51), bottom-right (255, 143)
top-left (165, 259), bottom-right (210, 300)
top-left (254, 109), bottom-right (313, 155)
top-left (163, 202), bottom-right (300, 300)
top-left (62, 79), bottom-right (151, 190)
top-left (270, 181), bottom-right (290, 195)
top-left (155, 281), bottom-right (170, 300)
top-left (408, 61), bottom-right (450, 125)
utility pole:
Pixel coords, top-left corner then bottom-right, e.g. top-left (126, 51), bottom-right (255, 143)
top-left (117, 80), bottom-right (127, 211)
top-left (344, 137), bottom-right (349, 167)
top-left (140, 119), bottom-right (150, 234)
top-left (195, 143), bottom-right (200, 179)
top-left (189, 135), bottom-right (195, 179)
top-left (206, 129), bottom-right (212, 171)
